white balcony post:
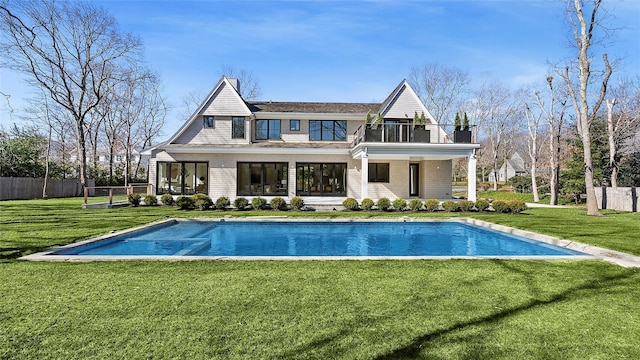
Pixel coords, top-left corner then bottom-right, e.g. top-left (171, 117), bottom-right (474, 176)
top-left (467, 149), bottom-right (477, 202)
top-left (361, 150), bottom-right (368, 200)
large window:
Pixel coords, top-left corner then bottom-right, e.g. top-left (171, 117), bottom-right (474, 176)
top-left (309, 120), bottom-right (346, 141)
top-left (232, 117), bottom-right (245, 139)
top-left (157, 162), bottom-right (208, 195)
top-left (296, 163), bottom-right (346, 196)
top-left (255, 120), bottom-right (281, 140)
top-left (237, 162), bottom-right (288, 196)
top-left (368, 163), bottom-right (389, 183)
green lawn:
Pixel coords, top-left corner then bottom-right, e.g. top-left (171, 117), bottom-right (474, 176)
top-left (1, 198), bottom-right (639, 359)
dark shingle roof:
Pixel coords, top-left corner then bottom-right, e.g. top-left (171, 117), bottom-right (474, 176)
top-left (247, 101), bottom-right (380, 114)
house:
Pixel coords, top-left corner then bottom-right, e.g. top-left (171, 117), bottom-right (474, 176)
top-left (489, 152), bottom-right (528, 183)
top-left (144, 77), bottom-right (480, 204)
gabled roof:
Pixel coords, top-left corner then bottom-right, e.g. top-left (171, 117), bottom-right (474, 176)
top-left (247, 101), bottom-right (380, 114)
top-left (379, 79), bottom-right (437, 124)
top-left (165, 76), bottom-right (251, 145)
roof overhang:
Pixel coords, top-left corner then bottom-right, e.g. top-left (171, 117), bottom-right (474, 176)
top-left (253, 112), bottom-right (367, 120)
top-left (155, 145), bottom-right (351, 156)
top-left (350, 142), bottom-right (480, 161)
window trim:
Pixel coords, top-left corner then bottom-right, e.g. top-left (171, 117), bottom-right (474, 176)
top-left (156, 161), bottom-right (208, 195)
top-left (203, 116), bottom-right (215, 128)
top-left (309, 120), bottom-right (347, 141)
top-left (368, 163), bottom-right (390, 183)
top-left (255, 119), bottom-right (281, 140)
top-left (232, 116), bottom-right (245, 139)
top-left (290, 119), bottom-right (300, 131)
top-left (236, 162), bottom-right (288, 196)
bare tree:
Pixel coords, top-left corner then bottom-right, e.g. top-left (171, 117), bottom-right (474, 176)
top-left (1, 0), bottom-right (143, 192)
top-left (559, 0), bottom-right (613, 215)
top-left (524, 94), bottom-right (545, 203)
top-left (604, 77), bottom-right (640, 187)
top-left (462, 80), bottom-right (523, 190)
top-left (408, 64), bottom-right (470, 125)
top-left (220, 65), bottom-right (262, 101)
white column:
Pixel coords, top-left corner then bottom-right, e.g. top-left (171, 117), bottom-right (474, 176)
top-left (361, 153), bottom-right (368, 200)
top-left (467, 150), bottom-right (477, 202)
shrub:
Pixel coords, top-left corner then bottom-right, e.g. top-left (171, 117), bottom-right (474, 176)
top-left (475, 199), bottom-right (490, 212)
top-left (144, 194), bottom-right (158, 206)
top-left (252, 197), bottom-right (267, 210)
top-left (127, 193), bottom-right (141, 207)
top-left (342, 198), bottom-right (359, 211)
top-left (377, 197), bottom-right (391, 211)
top-left (441, 200), bottom-right (459, 212)
top-left (458, 200), bottom-right (475, 212)
top-left (175, 196), bottom-right (194, 210)
top-left (192, 193), bottom-right (213, 210)
top-left (270, 197), bottom-right (287, 211)
top-left (425, 199), bottom-right (440, 212)
top-left (160, 193), bottom-right (175, 206)
top-left (233, 197), bottom-right (249, 210)
top-left (392, 198), bottom-right (407, 211)
top-left (491, 200), bottom-right (510, 213)
top-left (290, 196), bottom-right (305, 210)
top-left (408, 198), bottom-right (423, 211)
top-left (215, 196), bottom-right (230, 210)
top-left (508, 199), bottom-right (528, 214)
top-left (361, 198), bottom-right (375, 211)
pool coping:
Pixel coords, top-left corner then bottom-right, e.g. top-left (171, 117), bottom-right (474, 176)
top-left (20, 217), bottom-right (640, 267)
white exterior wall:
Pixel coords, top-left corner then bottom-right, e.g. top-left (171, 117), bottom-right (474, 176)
top-left (421, 160), bottom-right (452, 199)
top-left (174, 116), bottom-right (249, 145)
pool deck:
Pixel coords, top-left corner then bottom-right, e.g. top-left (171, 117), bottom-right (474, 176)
top-left (20, 217), bottom-right (640, 268)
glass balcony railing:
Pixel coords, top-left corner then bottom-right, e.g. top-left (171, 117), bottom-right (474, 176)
top-left (351, 123), bottom-right (476, 146)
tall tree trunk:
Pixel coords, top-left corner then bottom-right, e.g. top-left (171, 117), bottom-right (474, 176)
top-left (75, 120), bottom-right (87, 196)
top-left (606, 98), bottom-right (618, 187)
top-left (43, 123), bottom-right (51, 199)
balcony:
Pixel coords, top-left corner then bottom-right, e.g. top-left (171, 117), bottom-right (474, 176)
top-left (351, 123), bottom-right (476, 147)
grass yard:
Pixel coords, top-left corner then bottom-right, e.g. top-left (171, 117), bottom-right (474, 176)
top-left (1, 198), bottom-right (639, 359)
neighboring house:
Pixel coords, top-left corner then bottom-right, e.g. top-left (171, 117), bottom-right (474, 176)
top-left (144, 77), bottom-right (480, 203)
top-left (489, 152), bottom-right (528, 183)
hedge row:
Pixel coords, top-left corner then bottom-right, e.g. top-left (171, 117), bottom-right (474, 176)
top-left (342, 197), bottom-right (528, 214)
top-left (129, 194), bottom-right (308, 211)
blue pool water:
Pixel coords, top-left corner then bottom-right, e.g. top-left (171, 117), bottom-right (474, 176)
top-left (55, 220), bottom-right (586, 257)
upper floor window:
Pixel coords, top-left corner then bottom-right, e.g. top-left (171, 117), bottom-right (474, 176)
top-left (203, 116), bottom-right (214, 128)
top-left (290, 119), bottom-right (300, 131)
top-left (256, 119), bottom-right (281, 140)
top-left (232, 117), bottom-right (245, 139)
top-left (309, 120), bottom-right (346, 141)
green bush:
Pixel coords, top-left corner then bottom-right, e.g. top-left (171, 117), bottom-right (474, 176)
top-left (408, 199), bottom-right (423, 211)
top-left (215, 196), bottom-right (230, 210)
top-left (342, 198), bottom-right (359, 211)
top-left (252, 197), bottom-right (267, 210)
top-left (441, 200), bottom-right (459, 212)
top-left (508, 199), bottom-right (528, 214)
top-left (458, 200), bottom-right (475, 212)
top-left (377, 197), bottom-right (391, 211)
top-left (233, 197), bottom-right (249, 210)
top-left (144, 194), bottom-right (158, 206)
top-left (127, 193), bottom-right (141, 207)
top-left (160, 193), bottom-right (175, 206)
top-left (290, 196), bottom-right (305, 210)
top-left (392, 198), bottom-right (407, 211)
top-left (491, 200), bottom-right (510, 213)
top-left (361, 198), bottom-right (375, 211)
top-left (175, 196), bottom-right (195, 210)
top-left (475, 199), bottom-right (490, 212)
top-left (425, 199), bottom-right (440, 212)
top-left (192, 193), bottom-right (213, 210)
top-left (270, 197), bottom-right (287, 211)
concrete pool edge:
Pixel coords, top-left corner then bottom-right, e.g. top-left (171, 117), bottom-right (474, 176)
top-left (20, 217), bottom-right (640, 267)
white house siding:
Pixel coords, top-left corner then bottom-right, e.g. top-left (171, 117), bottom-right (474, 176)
top-left (382, 86), bottom-right (425, 121)
top-left (201, 81), bottom-right (250, 116)
top-left (421, 160), bottom-right (452, 199)
top-left (174, 116), bottom-right (249, 145)
top-left (367, 161), bottom-right (410, 200)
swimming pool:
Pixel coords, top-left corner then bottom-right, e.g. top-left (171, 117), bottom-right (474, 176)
top-left (46, 219), bottom-right (589, 259)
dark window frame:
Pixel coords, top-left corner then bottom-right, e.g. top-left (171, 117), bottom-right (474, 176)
top-left (255, 119), bottom-right (281, 140)
top-left (309, 120), bottom-right (347, 141)
top-left (368, 163), bottom-right (390, 183)
top-left (296, 162), bottom-right (347, 196)
top-left (237, 162), bottom-right (288, 196)
top-left (203, 116), bottom-right (215, 128)
top-left (290, 119), bottom-right (300, 131)
top-left (232, 116), bottom-right (245, 139)
top-left (156, 161), bottom-right (208, 195)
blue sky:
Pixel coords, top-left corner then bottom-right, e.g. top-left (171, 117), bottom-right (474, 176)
top-left (1, 0), bottom-right (639, 138)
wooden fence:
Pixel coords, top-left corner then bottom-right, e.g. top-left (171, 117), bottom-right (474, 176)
top-left (0, 177), bottom-right (94, 200)
top-left (595, 187), bottom-right (639, 212)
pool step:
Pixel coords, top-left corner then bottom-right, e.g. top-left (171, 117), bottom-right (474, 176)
top-left (173, 238), bottom-right (211, 256)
